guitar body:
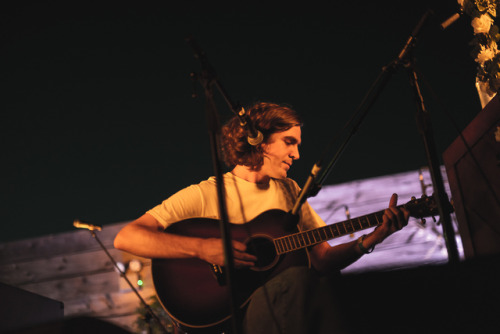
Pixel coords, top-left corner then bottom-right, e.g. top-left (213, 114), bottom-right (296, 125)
top-left (151, 195), bottom-right (442, 330)
top-left (151, 209), bottom-right (309, 330)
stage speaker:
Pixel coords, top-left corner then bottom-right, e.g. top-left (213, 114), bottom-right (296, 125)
top-left (443, 94), bottom-right (500, 259)
top-left (6, 316), bottom-right (131, 334)
top-left (0, 282), bottom-right (63, 333)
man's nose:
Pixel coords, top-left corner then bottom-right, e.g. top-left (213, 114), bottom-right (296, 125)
top-left (290, 146), bottom-right (300, 160)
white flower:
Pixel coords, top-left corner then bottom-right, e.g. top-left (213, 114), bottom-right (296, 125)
top-left (471, 14), bottom-right (494, 34)
top-left (475, 44), bottom-right (498, 63)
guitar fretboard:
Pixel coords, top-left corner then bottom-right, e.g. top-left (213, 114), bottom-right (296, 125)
top-left (274, 210), bottom-right (386, 255)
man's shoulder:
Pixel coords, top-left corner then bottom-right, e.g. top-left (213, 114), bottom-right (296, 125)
top-left (272, 177), bottom-right (300, 193)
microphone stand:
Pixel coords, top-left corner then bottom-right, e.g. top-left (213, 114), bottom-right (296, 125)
top-left (405, 58), bottom-right (460, 264)
top-left (292, 9), bottom-right (460, 264)
top-left (186, 36), bottom-right (241, 334)
top-left (74, 224), bottom-right (169, 333)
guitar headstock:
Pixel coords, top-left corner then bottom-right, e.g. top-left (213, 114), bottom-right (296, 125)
top-left (404, 195), bottom-right (453, 221)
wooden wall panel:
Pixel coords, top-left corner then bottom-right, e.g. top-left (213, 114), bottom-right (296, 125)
top-left (0, 221), bottom-right (158, 332)
top-left (0, 248), bottom-right (124, 285)
top-left (19, 271), bottom-right (120, 301)
top-left (0, 223), bottom-right (125, 263)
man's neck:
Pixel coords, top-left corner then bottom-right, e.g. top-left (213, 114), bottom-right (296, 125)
top-left (231, 165), bottom-right (270, 184)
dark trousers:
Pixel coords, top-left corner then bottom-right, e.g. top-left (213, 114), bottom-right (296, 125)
top-left (242, 266), bottom-right (347, 334)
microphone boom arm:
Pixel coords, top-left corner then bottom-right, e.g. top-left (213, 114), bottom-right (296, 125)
top-left (186, 36), bottom-right (263, 145)
top-left (292, 9), bottom-right (459, 264)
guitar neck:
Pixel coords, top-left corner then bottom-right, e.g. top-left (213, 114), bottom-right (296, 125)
top-left (274, 207), bottom-right (391, 255)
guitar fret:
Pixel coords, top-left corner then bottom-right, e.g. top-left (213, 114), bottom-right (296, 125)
top-left (358, 216), bottom-right (367, 229)
top-left (300, 234), bottom-right (306, 247)
top-left (283, 238), bottom-right (289, 251)
top-left (324, 227), bottom-right (331, 240)
top-left (305, 231), bottom-right (312, 245)
top-left (312, 229), bottom-right (321, 243)
top-left (327, 227), bottom-right (334, 239)
top-left (337, 223), bottom-right (347, 235)
top-left (326, 226), bottom-right (333, 239)
top-left (292, 235), bottom-right (300, 249)
top-left (293, 235), bottom-right (299, 249)
top-left (348, 219), bottom-right (356, 230)
top-left (321, 227), bottom-right (328, 241)
top-left (321, 228), bottom-right (328, 240)
top-left (328, 227), bottom-right (336, 239)
top-left (327, 225), bottom-right (334, 238)
top-left (299, 234), bottom-right (307, 247)
top-left (283, 237), bottom-right (291, 251)
top-left (354, 218), bottom-right (362, 230)
top-left (317, 228), bottom-right (323, 240)
top-left (274, 240), bottom-right (280, 254)
top-left (282, 238), bottom-right (288, 252)
top-left (282, 238), bottom-right (288, 251)
top-left (275, 239), bottom-right (283, 254)
top-left (293, 235), bottom-right (300, 249)
top-left (329, 225), bottom-right (339, 237)
top-left (370, 212), bottom-right (378, 226)
top-left (349, 219), bottom-right (355, 231)
top-left (285, 237), bottom-right (291, 251)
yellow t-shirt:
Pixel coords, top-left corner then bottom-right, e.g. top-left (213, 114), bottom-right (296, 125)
top-left (147, 172), bottom-right (325, 231)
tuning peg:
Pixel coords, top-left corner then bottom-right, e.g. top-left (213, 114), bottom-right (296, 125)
top-left (420, 218), bottom-right (426, 225)
top-left (411, 196), bottom-right (416, 201)
top-left (431, 216), bottom-right (437, 223)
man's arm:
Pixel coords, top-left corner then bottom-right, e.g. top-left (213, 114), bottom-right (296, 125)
top-left (309, 194), bottom-right (409, 274)
top-left (113, 213), bottom-right (257, 267)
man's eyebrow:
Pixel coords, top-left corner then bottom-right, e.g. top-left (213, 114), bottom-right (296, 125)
top-left (284, 136), bottom-right (301, 144)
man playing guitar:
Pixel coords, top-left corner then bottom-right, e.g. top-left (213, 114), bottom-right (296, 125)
top-left (114, 102), bottom-right (410, 333)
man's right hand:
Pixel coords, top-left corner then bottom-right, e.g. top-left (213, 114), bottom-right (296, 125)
top-left (198, 238), bottom-right (257, 268)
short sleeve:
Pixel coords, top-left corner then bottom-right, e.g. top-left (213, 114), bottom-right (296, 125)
top-left (147, 184), bottom-right (205, 229)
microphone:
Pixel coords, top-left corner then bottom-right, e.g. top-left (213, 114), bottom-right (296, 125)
top-left (441, 12), bottom-right (461, 30)
top-left (238, 107), bottom-right (264, 146)
top-left (73, 219), bottom-right (102, 231)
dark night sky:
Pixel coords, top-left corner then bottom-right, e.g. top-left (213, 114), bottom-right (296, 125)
top-left (1, 1), bottom-right (480, 242)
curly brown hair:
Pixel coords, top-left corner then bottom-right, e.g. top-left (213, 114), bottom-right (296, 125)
top-left (221, 102), bottom-right (302, 169)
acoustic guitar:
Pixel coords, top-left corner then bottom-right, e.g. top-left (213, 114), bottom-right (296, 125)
top-left (151, 195), bottom-right (444, 330)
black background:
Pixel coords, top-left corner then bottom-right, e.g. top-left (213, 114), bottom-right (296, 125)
top-left (1, 0), bottom-right (480, 242)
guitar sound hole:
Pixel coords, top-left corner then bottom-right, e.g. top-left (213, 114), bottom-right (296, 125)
top-left (245, 236), bottom-right (278, 271)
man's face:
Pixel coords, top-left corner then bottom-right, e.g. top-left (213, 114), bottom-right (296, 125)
top-left (261, 125), bottom-right (301, 179)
